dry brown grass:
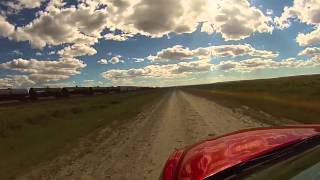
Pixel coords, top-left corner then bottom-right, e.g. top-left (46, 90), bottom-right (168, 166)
top-left (184, 74), bottom-right (320, 124)
top-left (0, 90), bottom-right (165, 180)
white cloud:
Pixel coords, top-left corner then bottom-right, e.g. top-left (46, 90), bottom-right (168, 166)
top-left (98, 58), bottom-right (108, 64)
top-left (0, 15), bottom-right (15, 38)
top-left (275, 0), bottom-right (320, 28)
top-left (48, 51), bottom-right (55, 55)
top-left (298, 47), bottom-right (320, 56)
top-left (0, 58), bottom-right (86, 83)
top-left (266, 9), bottom-right (274, 16)
top-left (109, 55), bottom-right (124, 64)
top-left (103, 0), bottom-right (272, 40)
top-left (133, 58), bottom-right (145, 63)
top-left (201, 0), bottom-right (273, 40)
top-left (58, 44), bottom-right (97, 58)
top-left (98, 55), bottom-right (124, 65)
top-left (104, 33), bottom-right (133, 41)
top-left (147, 44), bottom-right (278, 62)
top-left (147, 45), bottom-right (195, 62)
top-left (102, 59), bottom-right (213, 81)
top-left (0, 75), bottom-right (35, 88)
top-left (1, 0), bottom-right (273, 51)
top-left (1, 0), bottom-right (45, 12)
top-left (82, 79), bottom-right (102, 87)
top-left (216, 58), bottom-right (278, 72)
top-left (102, 56), bottom-right (320, 82)
top-left (275, 0), bottom-right (320, 46)
top-left (296, 27), bottom-right (320, 46)
top-left (12, 50), bottom-right (23, 56)
top-left (216, 57), bottom-right (320, 72)
top-left (13, 2), bottom-right (108, 48)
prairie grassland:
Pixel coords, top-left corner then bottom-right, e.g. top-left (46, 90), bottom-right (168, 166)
top-left (185, 74), bottom-right (320, 124)
top-left (0, 90), bottom-right (164, 180)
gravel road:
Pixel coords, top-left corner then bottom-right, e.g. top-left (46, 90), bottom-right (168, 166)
top-left (18, 90), bottom-right (269, 180)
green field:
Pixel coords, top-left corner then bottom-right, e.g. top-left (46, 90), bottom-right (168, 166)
top-left (184, 74), bottom-right (320, 124)
top-left (0, 90), bottom-right (164, 180)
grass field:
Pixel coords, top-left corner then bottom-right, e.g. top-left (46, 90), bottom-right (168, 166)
top-left (0, 90), bottom-right (164, 180)
top-left (184, 74), bottom-right (320, 124)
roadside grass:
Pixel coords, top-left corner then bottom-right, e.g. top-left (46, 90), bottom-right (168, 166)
top-left (0, 90), bottom-right (164, 180)
top-left (184, 74), bottom-right (320, 124)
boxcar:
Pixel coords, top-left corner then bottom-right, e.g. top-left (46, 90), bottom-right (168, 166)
top-left (92, 87), bottom-right (110, 94)
top-left (0, 88), bottom-right (29, 101)
top-left (120, 86), bottom-right (138, 92)
top-left (29, 88), bottom-right (67, 99)
top-left (63, 87), bottom-right (93, 96)
top-left (109, 86), bottom-right (121, 93)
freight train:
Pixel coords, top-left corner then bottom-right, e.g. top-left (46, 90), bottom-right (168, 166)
top-left (0, 89), bottom-right (29, 101)
top-left (0, 86), bottom-right (148, 102)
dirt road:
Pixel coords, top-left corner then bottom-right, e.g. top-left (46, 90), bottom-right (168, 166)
top-left (18, 90), bottom-right (269, 180)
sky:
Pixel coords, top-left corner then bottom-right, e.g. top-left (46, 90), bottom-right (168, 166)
top-left (0, 0), bottom-right (319, 88)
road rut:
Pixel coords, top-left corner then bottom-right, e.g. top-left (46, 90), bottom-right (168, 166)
top-left (18, 90), bottom-right (269, 180)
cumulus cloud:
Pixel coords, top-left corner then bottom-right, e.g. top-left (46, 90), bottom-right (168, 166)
top-left (275, 0), bottom-right (320, 46)
top-left (133, 58), bottom-right (145, 63)
top-left (98, 58), bottom-right (108, 64)
top-left (11, 50), bottom-right (23, 56)
top-left (104, 33), bottom-right (133, 41)
top-left (102, 56), bottom-right (320, 81)
top-left (147, 45), bottom-right (195, 62)
top-left (298, 47), bottom-right (320, 56)
top-left (275, 0), bottom-right (320, 28)
top-left (103, 0), bottom-right (272, 40)
top-left (13, 2), bottom-right (107, 48)
top-left (216, 57), bottom-right (320, 72)
top-left (147, 44), bottom-right (278, 62)
top-left (0, 75), bottom-right (35, 88)
top-left (1, 0), bottom-right (45, 12)
top-left (82, 79), bottom-right (103, 87)
top-left (108, 55), bottom-right (124, 64)
top-left (58, 44), bottom-right (97, 58)
top-left (0, 15), bottom-right (15, 38)
top-left (266, 9), bottom-right (274, 16)
top-left (296, 27), bottom-right (320, 46)
top-left (102, 59), bottom-right (214, 81)
top-left (216, 58), bottom-right (278, 72)
top-left (48, 51), bottom-right (55, 55)
top-left (0, 58), bottom-right (86, 83)
top-left (1, 0), bottom-right (273, 50)
top-left (201, 0), bottom-right (273, 40)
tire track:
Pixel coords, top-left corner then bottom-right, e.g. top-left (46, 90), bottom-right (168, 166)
top-left (17, 90), bottom-right (269, 180)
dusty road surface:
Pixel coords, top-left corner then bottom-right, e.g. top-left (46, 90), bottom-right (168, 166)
top-left (18, 90), bottom-right (270, 180)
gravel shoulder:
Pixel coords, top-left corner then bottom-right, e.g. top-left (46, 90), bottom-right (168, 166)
top-left (17, 89), bottom-right (271, 180)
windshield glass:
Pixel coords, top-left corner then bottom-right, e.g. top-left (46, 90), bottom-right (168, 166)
top-left (242, 145), bottom-right (320, 180)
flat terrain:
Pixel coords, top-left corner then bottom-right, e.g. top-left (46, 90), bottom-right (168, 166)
top-left (17, 90), bottom-right (274, 180)
top-left (185, 74), bottom-right (320, 124)
top-left (3, 74), bottom-right (316, 180)
top-left (0, 90), bottom-right (164, 180)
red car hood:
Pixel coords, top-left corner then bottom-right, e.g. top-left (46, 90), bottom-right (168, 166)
top-left (162, 125), bottom-right (320, 180)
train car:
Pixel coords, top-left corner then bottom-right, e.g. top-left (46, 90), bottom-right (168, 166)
top-left (29, 88), bottom-right (67, 100)
top-left (109, 86), bottom-right (121, 93)
top-left (92, 87), bottom-right (110, 94)
top-left (0, 88), bottom-right (29, 101)
top-left (119, 86), bottom-right (139, 92)
top-left (63, 87), bottom-right (93, 96)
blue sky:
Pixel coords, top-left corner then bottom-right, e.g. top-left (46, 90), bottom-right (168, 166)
top-left (0, 0), bottom-right (319, 87)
